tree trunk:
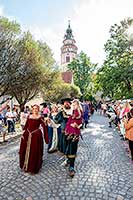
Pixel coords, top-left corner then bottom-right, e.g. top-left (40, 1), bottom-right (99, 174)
top-left (20, 103), bottom-right (26, 112)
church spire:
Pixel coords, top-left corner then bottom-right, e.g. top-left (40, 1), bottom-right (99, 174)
top-left (64, 20), bottom-right (74, 40)
top-left (68, 19), bottom-right (71, 28)
top-left (61, 21), bottom-right (78, 72)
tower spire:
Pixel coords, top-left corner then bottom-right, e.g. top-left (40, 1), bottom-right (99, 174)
top-left (61, 21), bottom-right (78, 73)
top-left (64, 20), bottom-right (73, 40)
top-left (68, 19), bottom-right (71, 28)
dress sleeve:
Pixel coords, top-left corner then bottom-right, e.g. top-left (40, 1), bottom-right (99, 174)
top-left (40, 118), bottom-right (49, 144)
top-left (72, 109), bottom-right (81, 119)
top-left (23, 117), bottom-right (29, 130)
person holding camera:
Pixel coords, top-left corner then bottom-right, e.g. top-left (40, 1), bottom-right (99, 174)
top-left (123, 108), bottom-right (133, 163)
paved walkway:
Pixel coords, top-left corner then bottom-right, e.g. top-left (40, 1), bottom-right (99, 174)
top-left (0, 113), bottom-right (133, 200)
top-left (0, 124), bottom-right (22, 143)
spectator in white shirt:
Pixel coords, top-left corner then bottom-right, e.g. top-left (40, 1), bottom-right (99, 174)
top-left (0, 99), bottom-right (9, 142)
top-left (6, 107), bottom-right (16, 134)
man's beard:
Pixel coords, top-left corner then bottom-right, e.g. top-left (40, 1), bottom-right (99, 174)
top-left (64, 105), bottom-right (71, 109)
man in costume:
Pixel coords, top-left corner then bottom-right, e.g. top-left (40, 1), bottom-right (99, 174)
top-left (54, 98), bottom-right (72, 154)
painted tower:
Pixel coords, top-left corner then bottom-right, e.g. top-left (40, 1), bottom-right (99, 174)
top-left (61, 21), bottom-right (78, 72)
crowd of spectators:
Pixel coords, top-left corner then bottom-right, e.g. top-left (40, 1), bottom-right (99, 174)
top-left (97, 99), bottom-right (133, 163)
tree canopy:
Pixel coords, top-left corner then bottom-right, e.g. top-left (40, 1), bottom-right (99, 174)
top-left (0, 17), bottom-right (59, 107)
top-left (68, 51), bottom-right (97, 98)
top-left (0, 16), bottom-right (81, 107)
top-left (41, 71), bottom-right (81, 103)
top-left (96, 18), bottom-right (133, 99)
top-left (0, 17), bottom-right (20, 97)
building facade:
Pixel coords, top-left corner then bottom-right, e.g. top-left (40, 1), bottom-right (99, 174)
top-left (61, 21), bottom-right (78, 72)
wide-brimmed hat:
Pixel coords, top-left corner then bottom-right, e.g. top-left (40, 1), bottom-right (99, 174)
top-left (40, 102), bottom-right (47, 107)
top-left (60, 98), bottom-right (72, 105)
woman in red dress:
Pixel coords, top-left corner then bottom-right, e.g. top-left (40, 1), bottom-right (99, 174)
top-left (19, 105), bottom-right (49, 174)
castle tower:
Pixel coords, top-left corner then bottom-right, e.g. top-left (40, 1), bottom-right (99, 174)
top-left (61, 21), bottom-right (78, 72)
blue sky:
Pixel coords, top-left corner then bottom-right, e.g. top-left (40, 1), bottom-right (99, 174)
top-left (0, 0), bottom-right (133, 65)
top-left (0, 0), bottom-right (79, 27)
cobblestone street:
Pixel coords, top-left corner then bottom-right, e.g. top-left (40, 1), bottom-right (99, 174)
top-left (0, 113), bottom-right (133, 200)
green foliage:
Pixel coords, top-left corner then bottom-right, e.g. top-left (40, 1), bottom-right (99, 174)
top-left (8, 32), bottom-right (45, 106)
top-left (0, 16), bottom-right (56, 107)
top-left (0, 16), bottom-right (20, 34)
top-left (68, 51), bottom-right (97, 98)
top-left (42, 71), bottom-right (81, 103)
top-left (37, 41), bottom-right (55, 68)
top-left (97, 18), bottom-right (133, 99)
top-left (0, 17), bottom-right (21, 97)
top-left (69, 84), bottom-right (81, 99)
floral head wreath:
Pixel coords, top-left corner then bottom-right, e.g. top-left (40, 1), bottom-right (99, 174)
top-left (72, 99), bottom-right (80, 105)
top-left (31, 104), bottom-right (40, 111)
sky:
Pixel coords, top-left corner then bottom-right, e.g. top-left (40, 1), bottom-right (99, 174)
top-left (0, 0), bottom-right (133, 66)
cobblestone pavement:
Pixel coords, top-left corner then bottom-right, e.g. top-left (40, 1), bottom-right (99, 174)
top-left (0, 113), bottom-right (133, 200)
top-left (0, 124), bottom-right (22, 143)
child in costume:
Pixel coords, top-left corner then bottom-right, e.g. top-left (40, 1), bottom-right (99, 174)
top-left (65, 99), bottom-right (83, 177)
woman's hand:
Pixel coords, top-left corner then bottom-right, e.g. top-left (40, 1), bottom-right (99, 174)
top-left (71, 122), bottom-right (78, 128)
top-left (122, 117), bottom-right (128, 123)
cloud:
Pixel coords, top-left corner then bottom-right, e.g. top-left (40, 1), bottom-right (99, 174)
top-left (0, 4), bottom-right (62, 64)
top-left (27, 18), bottom-right (72, 64)
top-left (29, 0), bottom-right (133, 67)
top-left (72, 0), bottom-right (133, 65)
top-left (0, 4), bottom-right (19, 22)
top-left (1, 0), bottom-right (133, 66)
top-left (0, 5), bottom-right (4, 16)
top-left (28, 24), bottom-right (63, 65)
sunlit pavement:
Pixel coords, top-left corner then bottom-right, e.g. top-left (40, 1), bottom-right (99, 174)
top-left (0, 124), bottom-right (22, 143)
top-left (0, 113), bottom-right (133, 200)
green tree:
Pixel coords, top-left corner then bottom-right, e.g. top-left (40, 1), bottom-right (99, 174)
top-left (0, 17), bottom-right (56, 108)
top-left (68, 51), bottom-right (97, 98)
top-left (0, 17), bottom-right (20, 96)
top-left (97, 18), bottom-right (133, 99)
top-left (37, 41), bottom-right (55, 68)
top-left (8, 32), bottom-right (46, 108)
top-left (69, 84), bottom-right (81, 99)
top-left (41, 71), bottom-right (81, 103)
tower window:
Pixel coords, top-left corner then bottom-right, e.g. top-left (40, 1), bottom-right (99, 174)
top-left (66, 56), bottom-right (70, 63)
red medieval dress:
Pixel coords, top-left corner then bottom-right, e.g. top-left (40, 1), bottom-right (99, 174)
top-left (65, 109), bottom-right (83, 136)
top-left (64, 108), bottom-right (83, 158)
top-left (19, 117), bottom-right (48, 174)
